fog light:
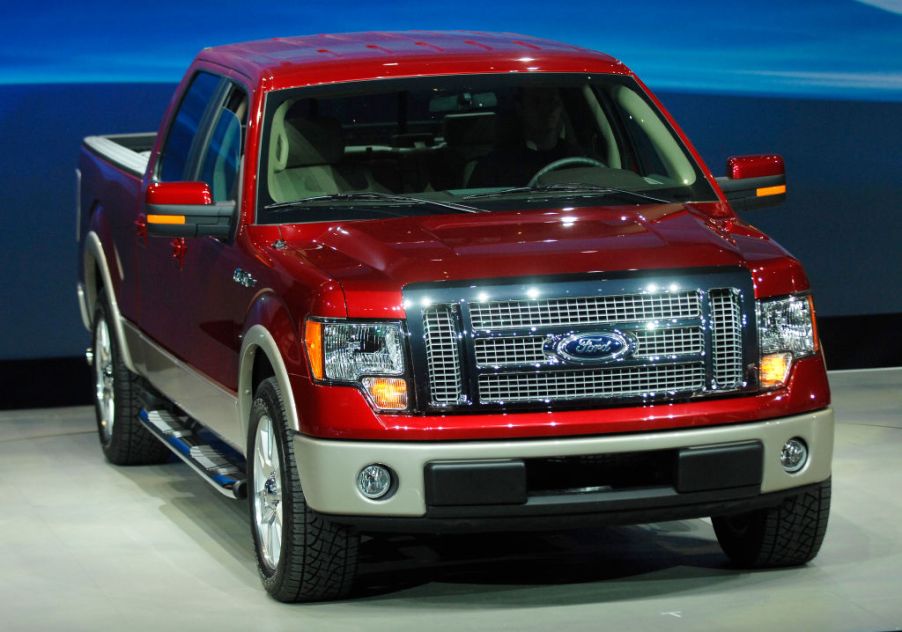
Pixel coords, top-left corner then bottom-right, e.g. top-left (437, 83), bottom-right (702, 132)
top-left (362, 377), bottom-right (408, 410)
top-left (357, 464), bottom-right (393, 499)
top-left (760, 352), bottom-right (792, 389)
top-left (781, 438), bottom-right (808, 473)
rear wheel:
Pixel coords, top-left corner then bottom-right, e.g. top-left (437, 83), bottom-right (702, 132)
top-left (91, 290), bottom-right (169, 465)
top-left (248, 377), bottom-right (359, 602)
top-left (713, 479), bottom-right (831, 568)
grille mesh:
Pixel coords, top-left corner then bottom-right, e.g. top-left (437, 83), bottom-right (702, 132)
top-left (475, 336), bottom-right (547, 366)
top-left (479, 363), bottom-right (705, 403)
top-left (710, 288), bottom-right (744, 388)
top-left (469, 291), bottom-right (700, 329)
top-left (422, 305), bottom-right (463, 405)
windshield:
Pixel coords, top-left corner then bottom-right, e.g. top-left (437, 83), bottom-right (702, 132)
top-left (257, 73), bottom-right (716, 223)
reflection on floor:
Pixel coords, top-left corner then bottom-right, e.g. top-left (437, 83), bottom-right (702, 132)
top-left (0, 368), bottom-right (900, 631)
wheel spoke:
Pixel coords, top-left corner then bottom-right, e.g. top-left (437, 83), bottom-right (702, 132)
top-left (254, 447), bottom-right (267, 491)
top-left (266, 420), bottom-right (276, 468)
top-left (271, 519), bottom-right (282, 564)
top-left (94, 317), bottom-right (116, 440)
top-left (264, 520), bottom-right (272, 562)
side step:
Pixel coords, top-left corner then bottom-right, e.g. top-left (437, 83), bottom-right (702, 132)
top-left (138, 409), bottom-right (247, 499)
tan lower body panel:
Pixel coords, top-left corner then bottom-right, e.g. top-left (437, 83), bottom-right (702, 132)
top-left (293, 408), bottom-right (834, 517)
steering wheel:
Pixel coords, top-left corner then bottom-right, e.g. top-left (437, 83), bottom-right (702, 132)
top-left (527, 156), bottom-right (606, 187)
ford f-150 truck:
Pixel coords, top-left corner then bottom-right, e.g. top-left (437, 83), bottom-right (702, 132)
top-left (77, 32), bottom-right (832, 602)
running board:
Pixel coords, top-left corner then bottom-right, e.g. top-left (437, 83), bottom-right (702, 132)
top-left (138, 409), bottom-right (247, 499)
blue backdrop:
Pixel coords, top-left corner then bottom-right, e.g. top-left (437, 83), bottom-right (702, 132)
top-left (1, 1), bottom-right (900, 360)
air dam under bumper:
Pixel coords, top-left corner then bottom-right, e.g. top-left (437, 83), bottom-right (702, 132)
top-left (293, 408), bottom-right (833, 524)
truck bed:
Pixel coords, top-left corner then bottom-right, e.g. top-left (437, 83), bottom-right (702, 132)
top-left (82, 132), bottom-right (156, 177)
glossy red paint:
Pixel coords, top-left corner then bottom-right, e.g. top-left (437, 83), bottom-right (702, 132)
top-left (78, 31), bottom-right (830, 448)
top-left (292, 355), bottom-right (830, 441)
top-left (145, 181), bottom-right (213, 206)
top-left (206, 32), bottom-right (623, 92)
top-left (268, 202), bottom-right (811, 322)
top-left (727, 154), bottom-right (785, 180)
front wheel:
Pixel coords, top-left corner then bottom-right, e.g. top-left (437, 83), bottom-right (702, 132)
top-left (712, 479), bottom-right (831, 568)
top-left (248, 377), bottom-right (359, 602)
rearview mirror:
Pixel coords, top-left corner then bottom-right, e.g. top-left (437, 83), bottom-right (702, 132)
top-left (145, 181), bottom-right (235, 238)
top-left (715, 154), bottom-right (786, 211)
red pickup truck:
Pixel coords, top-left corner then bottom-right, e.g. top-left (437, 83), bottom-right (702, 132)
top-left (77, 32), bottom-right (833, 602)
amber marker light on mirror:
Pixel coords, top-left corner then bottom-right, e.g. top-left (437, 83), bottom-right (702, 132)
top-left (304, 320), bottom-right (324, 380)
top-left (756, 184), bottom-right (786, 197)
top-left (760, 352), bottom-right (792, 389)
top-left (362, 377), bottom-right (408, 411)
top-left (147, 214), bottom-right (186, 224)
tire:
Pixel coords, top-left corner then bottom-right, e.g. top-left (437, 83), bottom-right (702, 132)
top-left (91, 290), bottom-right (169, 465)
top-left (248, 377), bottom-right (359, 602)
top-left (712, 478), bottom-right (831, 568)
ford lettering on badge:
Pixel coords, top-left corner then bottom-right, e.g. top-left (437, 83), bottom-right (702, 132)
top-left (554, 332), bottom-right (634, 364)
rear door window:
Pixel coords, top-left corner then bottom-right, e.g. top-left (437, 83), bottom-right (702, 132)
top-left (157, 72), bottom-right (222, 182)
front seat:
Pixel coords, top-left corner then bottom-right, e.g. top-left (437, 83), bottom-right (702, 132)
top-left (268, 108), bottom-right (385, 203)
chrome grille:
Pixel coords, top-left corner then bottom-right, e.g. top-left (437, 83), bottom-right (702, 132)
top-left (474, 328), bottom-right (705, 367)
top-left (639, 327), bottom-right (704, 357)
top-left (475, 336), bottom-right (547, 366)
top-left (469, 291), bottom-right (700, 329)
top-left (479, 363), bottom-right (706, 403)
top-left (422, 305), bottom-right (463, 405)
top-left (710, 288), bottom-right (744, 388)
top-left (412, 273), bottom-right (751, 409)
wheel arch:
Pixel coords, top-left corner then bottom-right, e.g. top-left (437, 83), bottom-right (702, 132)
top-left (239, 325), bottom-right (302, 440)
top-left (83, 230), bottom-right (137, 372)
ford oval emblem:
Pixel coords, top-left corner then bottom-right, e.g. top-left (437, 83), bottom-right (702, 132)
top-left (554, 332), bottom-right (634, 364)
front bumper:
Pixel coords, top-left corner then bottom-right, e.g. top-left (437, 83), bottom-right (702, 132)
top-left (293, 407), bottom-right (833, 525)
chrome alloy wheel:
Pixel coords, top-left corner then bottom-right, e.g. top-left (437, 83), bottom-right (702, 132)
top-left (94, 316), bottom-right (115, 442)
top-left (253, 414), bottom-right (283, 570)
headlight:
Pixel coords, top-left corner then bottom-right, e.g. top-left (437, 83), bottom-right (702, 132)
top-left (304, 320), bottom-right (408, 410)
top-left (756, 294), bottom-right (819, 389)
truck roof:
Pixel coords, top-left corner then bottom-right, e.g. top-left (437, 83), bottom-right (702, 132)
top-left (198, 31), bottom-right (627, 89)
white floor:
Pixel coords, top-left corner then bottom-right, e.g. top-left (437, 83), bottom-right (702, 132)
top-left (1, 369), bottom-right (900, 631)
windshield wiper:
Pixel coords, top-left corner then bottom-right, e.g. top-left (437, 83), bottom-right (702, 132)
top-left (463, 183), bottom-right (672, 205)
top-left (265, 191), bottom-right (485, 214)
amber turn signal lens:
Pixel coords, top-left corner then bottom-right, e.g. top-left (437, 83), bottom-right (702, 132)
top-left (362, 377), bottom-right (408, 410)
top-left (760, 352), bottom-right (792, 389)
top-left (756, 184), bottom-right (786, 197)
top-left (808, 295), bottom-right (820, 353)
top-left (304, 320), bottom-right (324, 380)
top-left (147, 214), bottom-right (186, 225)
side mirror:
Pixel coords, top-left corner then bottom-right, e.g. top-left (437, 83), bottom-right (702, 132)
top-left (145, 181), bottom-right (235, 238)
top-left (715, 154), bottom-right (786, 211)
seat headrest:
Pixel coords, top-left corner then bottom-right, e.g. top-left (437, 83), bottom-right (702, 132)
top-left (283, 116), bottom-right (345, 168)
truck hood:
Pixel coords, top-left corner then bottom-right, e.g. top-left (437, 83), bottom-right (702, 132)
top-left (274, 202), bottom-right (807, 317)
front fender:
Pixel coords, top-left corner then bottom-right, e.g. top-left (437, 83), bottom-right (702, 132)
top-left (238, 293), bottom-right (304, 439)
